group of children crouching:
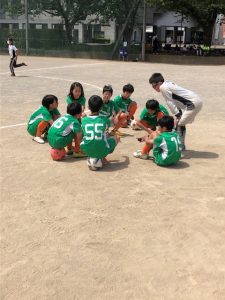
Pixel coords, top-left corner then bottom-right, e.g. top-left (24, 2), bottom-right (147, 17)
top-left (27, 82), bottom-right (182, 170)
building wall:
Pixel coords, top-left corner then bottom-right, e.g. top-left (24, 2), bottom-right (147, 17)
top-left (0, 11), bottom-right (116, 44)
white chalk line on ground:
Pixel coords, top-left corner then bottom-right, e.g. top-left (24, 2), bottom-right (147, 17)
top-left (0, 74), bottom-right (101, 129)
top-left (0, 123), bottom-right (26, 129)
top-left (0, 62), bottom-right (107, 76)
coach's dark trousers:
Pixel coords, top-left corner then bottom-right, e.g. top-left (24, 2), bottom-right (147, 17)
top-left (9, 57), bottom-right (24, 75)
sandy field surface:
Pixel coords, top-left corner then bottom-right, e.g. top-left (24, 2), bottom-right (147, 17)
top-left (0, 55), bottom-right (225, 300)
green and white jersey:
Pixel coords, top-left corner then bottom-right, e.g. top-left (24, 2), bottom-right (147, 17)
top-left (99, 101), bottom-right (120, 118)
top-left (27, 105), bottom-right (52, 136)
top-left (66, 95), bottom-right (86, 107)
top-left (113, 95), bottom-right (132, 113)
top-left (80, 115), bottom-right (113, 158)
top-left (140, 104), bottom-right (169, 127)
top-left (153, 131), bottom-right (182, 166)
top-left (48, 114), bottom-right (81, 149)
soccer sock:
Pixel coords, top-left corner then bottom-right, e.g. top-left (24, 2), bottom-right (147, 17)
top-left (128, 103), bottom-right (137, 119)
top-left (141, 143), bottom-right (152, 154)
top-left (67, 143), bottom-right (73, 151)
top-left (117, 113), bottom-right (127, 128)
top-left (177, 126), bottom-right (186, 150)
top-left (36, 121), bottom-right (48, 137)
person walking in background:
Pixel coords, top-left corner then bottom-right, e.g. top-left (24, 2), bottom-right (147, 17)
top-left (8, 38), bottom-right (27, 76)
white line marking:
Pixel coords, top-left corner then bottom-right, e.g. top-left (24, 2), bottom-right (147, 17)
top-left (0, 123), bottom-right (26, 129)
top-left (0, 74), bottom-right (102, 129)
top-left (0, 62), bottom-right (107, 76)
top-left (31, 75), bottom-right (102, 90)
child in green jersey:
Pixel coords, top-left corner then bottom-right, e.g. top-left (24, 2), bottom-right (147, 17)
top-left (133, 115), bottom-right (182, 166)
top-left (48, 102), bottom-right (84, 161)
top-left (133, 99), bottom-right (169, 132)
top-left (27, 95), bottom-right (60, 144)
top-left (66, 82), bottom-right (86, 114)
top-left (99, 85), bottom-right (126, 136)
top-left (113, 83), bottom-right (137, 128)
top-left (80, 95), bottom-right (120, 171)
top-left (66, 82), bottom-right (86, 153)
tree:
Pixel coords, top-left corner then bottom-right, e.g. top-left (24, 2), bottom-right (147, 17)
top-left (1, 0), bottom-right (102, 44)
top-left (147, 0), bottom-right (225, 45)
top-left (100, 0), bottom-right (142, 43)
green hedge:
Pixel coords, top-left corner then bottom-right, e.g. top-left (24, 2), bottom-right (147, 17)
top-left (0, 28), bottom-right (66, 49)
top-left (0, 28), bottom-right (142, 55)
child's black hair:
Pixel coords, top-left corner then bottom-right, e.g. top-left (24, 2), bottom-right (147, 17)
top-left (146, 99), bottom-right (159, 111)
top-left (158, 115), bottom-right (174, 131)
top-left (69, 82), bottom-right (84, 100)
top-left (88, 95), bottom-right (103, 113)
top-left (149, 73), bottom-right (164, 84)
top-left (67, 102), bottom-right (82, 116)
top-left (42, 95), bottom-right (58, 109)
top-left (103, 84), bottom-right (113, 95)
top-left (123, 83), bottom-right (134, 93)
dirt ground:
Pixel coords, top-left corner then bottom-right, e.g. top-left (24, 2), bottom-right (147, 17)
top-left (0, 55), bottom-right (225, 300)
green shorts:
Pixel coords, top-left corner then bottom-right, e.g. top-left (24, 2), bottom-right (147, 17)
top-left (80, 137), bottom-right (116, 159)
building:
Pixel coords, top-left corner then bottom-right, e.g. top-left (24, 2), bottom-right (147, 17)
top-left (0, 9), bottom-right (116, 44)
top-left (133, 7), bottom-right (203, 45)
top-left (0, 5), bottom-right (214, 46)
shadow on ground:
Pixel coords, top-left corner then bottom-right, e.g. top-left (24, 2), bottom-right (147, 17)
top-left (184, 150), bottom-right (219, 159)
top-left (102, 155), bottom-right (130, 172)
top-left (166, 161), bottom-right (190, 169)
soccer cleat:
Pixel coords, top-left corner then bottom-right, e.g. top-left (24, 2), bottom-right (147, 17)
top-left (66, 149), bottom-right (74, 155)
top-left (87, 158), bottom-right (103, 171)
top-left (33, 136), bottom-right (45, 144)
top-left (73, 151), bottom-right (87, 158)
top-left (110, 129), bottom-right (124, 137)
top-left (88, 165), bottom-right (97, 171)
top-left (133, 150), bottom-right (149, 160)
top-left (22, 62), bottom-right (27, 66)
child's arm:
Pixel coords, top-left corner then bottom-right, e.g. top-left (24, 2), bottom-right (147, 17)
top-left (114, 109), bottom-right (122, 124)
top-left (76, 132), bottom-right (83, 144)
top-left (136, 119), bottom-right (153, 134)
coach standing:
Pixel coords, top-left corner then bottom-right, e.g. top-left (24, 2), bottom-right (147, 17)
top-left (149, 73), bottom-right (203, 151)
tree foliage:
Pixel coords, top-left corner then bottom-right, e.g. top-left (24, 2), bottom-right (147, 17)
top-left (147, 0), bottom-right (225, 44)
top-left (100, 0), bottom-right (141, 43)
top-left (1, 0), bottom-right (102, 43)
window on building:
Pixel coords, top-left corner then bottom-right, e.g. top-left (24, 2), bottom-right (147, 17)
top-left (30, 24), bottom-right (36, 29)
top-left (72, 29), bottom-right (79, 43)
top-left (2, 23), bottom-right (9, 29)
top-left (52, 24), bottom-right (63, 30)
top-left (12, 23), bottom-right (19, 29)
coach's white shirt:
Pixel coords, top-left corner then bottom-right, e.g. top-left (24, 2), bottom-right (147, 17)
top-left (160, 81), bottom-right (202, 115)
top-left (8, 45), bottom-right (17, 58)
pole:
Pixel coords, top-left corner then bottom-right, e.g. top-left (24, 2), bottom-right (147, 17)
top-left (111, 0), bottom-right (141, 59)
top-left (25, 0), bottom-right (29, 54)
top-left (141, 0), bottom-right (146, 61)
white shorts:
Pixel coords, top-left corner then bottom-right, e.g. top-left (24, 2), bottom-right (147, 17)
top-left (178, 100), bottom-right (203, 126)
